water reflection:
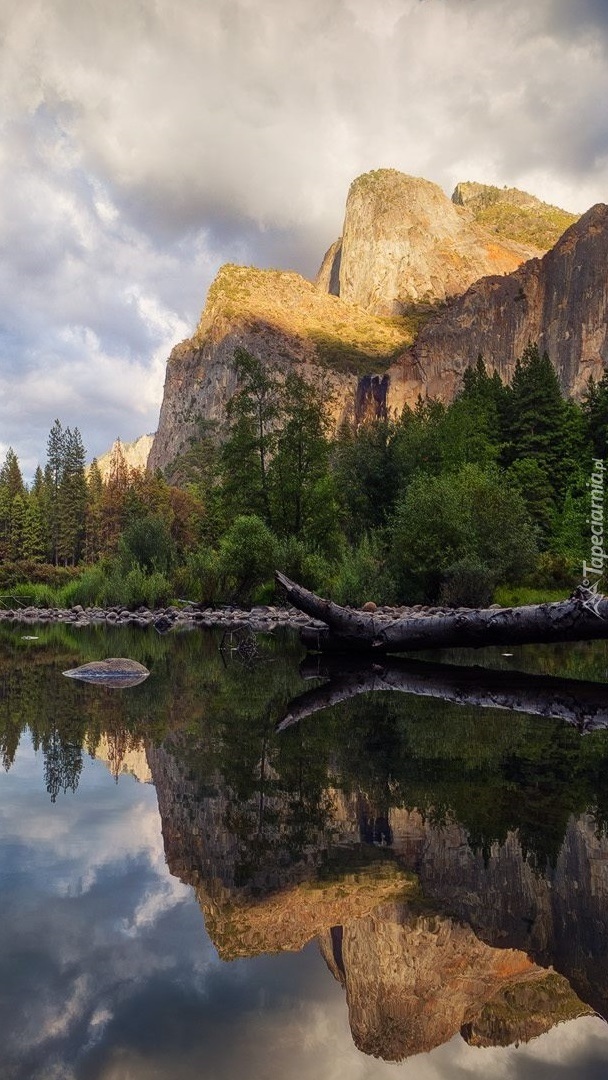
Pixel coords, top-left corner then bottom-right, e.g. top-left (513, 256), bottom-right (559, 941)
top-left (1, 623), bottom-right (608, 1074)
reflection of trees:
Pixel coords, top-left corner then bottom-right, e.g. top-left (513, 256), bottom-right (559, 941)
top-left (42, 728), bottom-right (83, 802)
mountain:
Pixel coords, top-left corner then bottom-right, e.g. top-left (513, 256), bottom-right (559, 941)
top-left (93, 433), bottom-right (154, 479)
top-left (148, 170), bottom-right (595, 474)
top-left (316, 168), bottom-right (543, 315)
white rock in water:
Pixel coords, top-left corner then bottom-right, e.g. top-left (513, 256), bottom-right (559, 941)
top-left (63, 658), bottom-right (150, 688)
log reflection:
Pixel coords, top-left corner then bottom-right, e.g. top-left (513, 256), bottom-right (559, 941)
top-left (278, 656), bottom-right (608, 733)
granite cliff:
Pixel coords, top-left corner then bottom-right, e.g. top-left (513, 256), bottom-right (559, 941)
top-left (147, 264), bottom-right (415, 472)
top-left (149, 169), bottom-right (596, 474)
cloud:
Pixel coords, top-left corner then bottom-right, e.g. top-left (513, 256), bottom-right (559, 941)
top-left (1, 0), bottom-right (608, 470)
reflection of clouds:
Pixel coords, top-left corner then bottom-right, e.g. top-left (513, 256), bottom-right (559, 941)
top-left (2, 736), bottom-right (608, 1079)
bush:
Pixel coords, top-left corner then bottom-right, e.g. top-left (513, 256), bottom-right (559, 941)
top-left (217, 515), bottom-right (279, 604)
top-left (1, 582), bottom-right (59, 608)
top-left (119, 515), bottom-right (173, 574)
top-left (440, 557), bottom-right (496, 608)
top-left (331, 534), bottom-right (396, 607)
top-left (276, 536), bottom-right (333, 595)
top-left (173, 546), bottom-right (222, 606)
top-left (56, 565), bottom-right (108, 607)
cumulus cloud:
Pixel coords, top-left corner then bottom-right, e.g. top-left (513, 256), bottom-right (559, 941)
top-left (1, 0), bottom-right (608, 471)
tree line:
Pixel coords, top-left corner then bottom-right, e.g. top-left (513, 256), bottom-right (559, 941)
top-left (2, 344), bottom-right (607, 608)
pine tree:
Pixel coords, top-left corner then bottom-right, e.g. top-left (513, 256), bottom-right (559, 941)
top-left (56, 427), bottom-right (87, 565)
top-left (502, 343), bottom-right (572, 498)
top-left (45, 419), bottom-right (66, 563)
top-left (21, 494), bottom-right (46, 562)
top-left (84, 460), bottom-right (104, 562)
top-left (221, 349), bottom-right (281, 525)
top-left (268, 371), bottom-right (334, 542)
top-left (0, 448), bottom-right (24, 499)
top-left (582, 368), bottom-right (608, 459)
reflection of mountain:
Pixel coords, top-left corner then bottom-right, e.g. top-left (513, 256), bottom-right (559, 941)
top-left (147, 738), bottom-right (417, 957)
top-left (387, 805), bottom-right (608, 1020)
top-left (146, 737), bottom-right (603, 1059)
top-left (318, 906), bottom-right (590, 1060)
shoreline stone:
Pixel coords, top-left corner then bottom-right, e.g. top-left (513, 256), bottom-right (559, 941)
top-left (0, 602), bottom-right (472, 633)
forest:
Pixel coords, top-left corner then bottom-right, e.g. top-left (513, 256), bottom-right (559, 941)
top-left (1, 343), bottom-right (607, 610)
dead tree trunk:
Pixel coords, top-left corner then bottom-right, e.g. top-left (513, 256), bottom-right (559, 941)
top-left (276, 656), bottom-right (608, 733)
top-left (275, 572), bottom-right (608, 654)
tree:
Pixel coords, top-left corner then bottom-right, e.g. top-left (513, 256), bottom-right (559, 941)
top-left (56, 427), bottom-right (87, 565)
top-left (582, 368), bottom-right (608, 459)
top-left (220, 349), bottom-right (281, 524)
top-left (217, 514), bottom-right (278, 603)
top-left (0, 448), bottom-right (24, 499)
top-left (501, 344), bottom-right (577, 499)
top-left (388, 465), bottom-right (538, 602)
top-left (268, 371), bottom-right (336, 548)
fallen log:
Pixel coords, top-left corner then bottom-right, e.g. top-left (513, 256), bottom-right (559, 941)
top-left (276, 656), bottom-right (608, 733)
top-left (275, 572), bottom-right (608, 654)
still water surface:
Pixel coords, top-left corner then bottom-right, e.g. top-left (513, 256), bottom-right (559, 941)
top-left (2, 623), bottom-right (608, 1079)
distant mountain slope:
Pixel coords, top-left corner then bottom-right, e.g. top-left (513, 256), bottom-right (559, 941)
top-left (93, 433), bottom-right (154, 479)
top-left (452, 181), bottom-right (579, 251)
top-left (149, 170), bottom-right (602, 476)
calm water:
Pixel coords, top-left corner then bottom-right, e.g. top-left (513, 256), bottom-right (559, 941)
top-left (2, 623), bottom-right (608, 1079)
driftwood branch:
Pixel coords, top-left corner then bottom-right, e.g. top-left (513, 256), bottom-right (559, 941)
top-left (276, 572), bottom-right (608, 654)
top-left (277, 656), bottom-right (608, 734)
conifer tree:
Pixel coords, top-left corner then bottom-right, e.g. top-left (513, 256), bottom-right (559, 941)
top-left (0, 448), bottom-right (25, 499)
top-left (56, 427), bottom-right (87, 565)
top-left (582, 368), bottom-right (608, 459)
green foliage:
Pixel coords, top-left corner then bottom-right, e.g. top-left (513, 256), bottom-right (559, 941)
top-left (331, 533), bottom-right (396, 607)
top-left (582, 368), bottom-right (608, 459)
top-left (217, 515), bottom-right (279, 603)
top-left (119, 514), bottom-right (174, 574)
top-left (389, 465), bottom-right (538, 602)
top-left (440, 557), bottom-right (496, 608)
top-left (493, 585), bottom-right (569, 606)
top-left (276, 536), bottom-right (332, 595)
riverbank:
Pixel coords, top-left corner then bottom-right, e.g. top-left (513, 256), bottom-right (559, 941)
top-left (0, 601), bottom-right (474, 633)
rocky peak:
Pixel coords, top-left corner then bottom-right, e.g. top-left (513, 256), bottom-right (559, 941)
top-left (316, 168), bottom-right (542, 315)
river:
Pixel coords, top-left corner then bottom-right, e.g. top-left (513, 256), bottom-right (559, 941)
top-left (1, 622), bottom-right (608, 1079)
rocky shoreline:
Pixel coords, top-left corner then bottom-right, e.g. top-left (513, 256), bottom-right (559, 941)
top-left (0, 601), bottom-right (469, 634)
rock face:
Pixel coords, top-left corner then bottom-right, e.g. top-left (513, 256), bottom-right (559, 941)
top-left (148, 264), bottom-right (414, 472)
top-left (316, 169), bottom-right (542, 315)
top-left (318, 905), bottom-right (586, 1060)
top-left (404, 203), bottom-right (608, 402)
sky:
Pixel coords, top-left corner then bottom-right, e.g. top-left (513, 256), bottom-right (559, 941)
top-left (2, 0), bottom-right (608, 476)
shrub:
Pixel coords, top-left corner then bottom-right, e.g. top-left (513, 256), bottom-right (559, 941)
top-left (331, 534), bottom-right (396, 607)
top-left (440, 557), bottom-right (496, 608)
top-left (217, 515), bottom-right (279, 604)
